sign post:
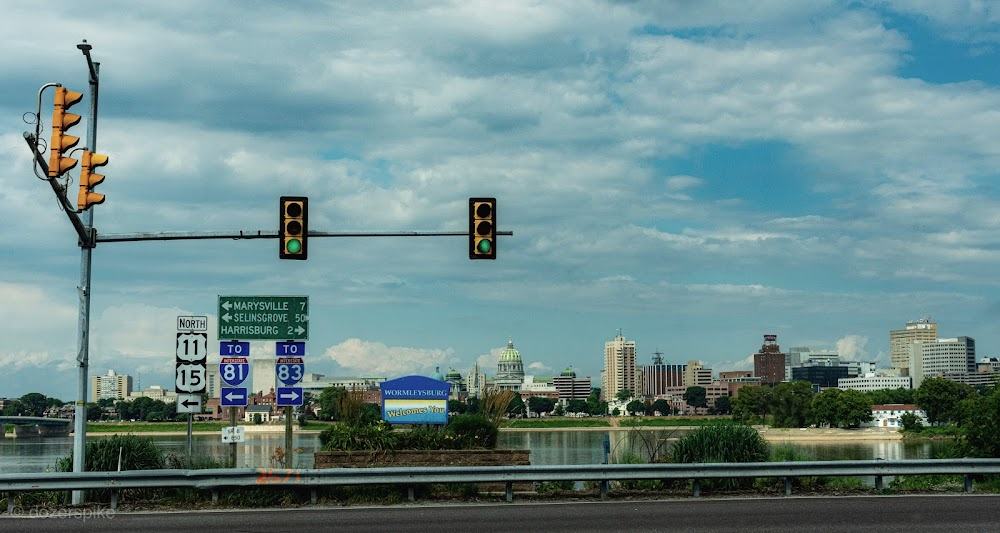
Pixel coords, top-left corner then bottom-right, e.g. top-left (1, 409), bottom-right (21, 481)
top-left (213, 297), bottom-right (310, 467)
top-left (275, 341), bottom-right (306, 467)
top-left (220, 341), bottom-right (250, 467)
top-left (176, 326), bottom-right (208, 462)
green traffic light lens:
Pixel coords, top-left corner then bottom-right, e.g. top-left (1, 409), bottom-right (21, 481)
top-left (286, 239), bottom-right (302, 254)
top-left (477, 239), bottom-right (492, 254)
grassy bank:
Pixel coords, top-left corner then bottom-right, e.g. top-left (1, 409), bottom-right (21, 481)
top-left (85, 421), bottom-right (333, 433)
top-left (500, 418), bottom-right (611, 429)
top-left (619, 416), bottom-right (728, 427)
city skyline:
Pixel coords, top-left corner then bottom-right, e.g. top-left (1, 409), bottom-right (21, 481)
top-left (4, 3), bottom-right (1000, 399)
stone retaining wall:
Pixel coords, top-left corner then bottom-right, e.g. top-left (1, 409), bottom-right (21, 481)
top-left (314, 449), bottom-right (533, 494)
top-left (314, 449), bottom-right (530, 468)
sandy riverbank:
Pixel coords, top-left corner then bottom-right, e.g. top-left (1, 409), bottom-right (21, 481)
top-left (756, 426), bottom-right (902, 442)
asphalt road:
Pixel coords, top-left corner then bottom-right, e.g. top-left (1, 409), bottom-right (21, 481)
top-left (4, 495), bottom-right (1000, 532)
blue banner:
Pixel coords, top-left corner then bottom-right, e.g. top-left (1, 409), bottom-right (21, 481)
top-left (380, 375), bottom-right (450, 425)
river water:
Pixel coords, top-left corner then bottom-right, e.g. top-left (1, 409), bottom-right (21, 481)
top-left (0, 429), bottom-right (951, 474)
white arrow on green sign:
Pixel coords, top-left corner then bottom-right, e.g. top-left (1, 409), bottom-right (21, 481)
top-left (217, 295), bottom-right (309, 340)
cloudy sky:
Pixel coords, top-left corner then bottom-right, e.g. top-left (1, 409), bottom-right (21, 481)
top-left (3, 1), bottom-right (1000, 401)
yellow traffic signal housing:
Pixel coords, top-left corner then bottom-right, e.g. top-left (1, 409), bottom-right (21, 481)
top-left (279, 196), bottom-right (308, 260)
top-left (78, 150), bottom-right (108, 211)
top-left (48, 87), bottom-right (84, 178)
top-left (469, 197), bottom-right (496, 260)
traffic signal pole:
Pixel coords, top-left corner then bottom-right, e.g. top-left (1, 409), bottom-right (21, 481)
top-left (72, 42), bottom-right (99, 505)
top-left (24, 44), bottom-right (513, 505)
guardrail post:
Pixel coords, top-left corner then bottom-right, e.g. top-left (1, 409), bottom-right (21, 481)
top-left (875, 476), bottom-right (883, 491)
top-left (783, 477), bottom-right (791, 496)
top-left (6, 492), bottom-right (13, 514)
top-left (407, 486), bottom-right (415, 502)
top-left (505, 482), bottom-right (513, 502)
top-left (692, 480), bottom-right (700, 497)
top-left (311, 488), bottom-right (318, 504)
top-left (110, 489), bottom-right (118, 510)
top-left (599, 480), bottom-right (608, 499)
top-left (964, 475), bottom-right (973, 493)
top-left (211, 489), bottom-right (219, 504)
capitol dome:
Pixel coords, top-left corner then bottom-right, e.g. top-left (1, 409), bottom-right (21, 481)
top-left (495, 337), bottom-right (525, 391)
top-left (499, 338), bottom-right (521, 362)
top-left (446, 368), bottom-right (462, 381)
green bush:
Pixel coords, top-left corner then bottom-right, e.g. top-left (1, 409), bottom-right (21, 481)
top-left (320, 421), bottom-right (397, 452)
top-left (445, 414), bottom-right (498, 449)
top-left (900, 412), bottom-right (924, 432)
top-left (320, 415), bottom-right (500, 452)
top-left (53, 434), bottom-right (166, 504)
top-left (57, 434), bottom-right (165, 472)
top-left (669, 423), bottom-right (769, 491)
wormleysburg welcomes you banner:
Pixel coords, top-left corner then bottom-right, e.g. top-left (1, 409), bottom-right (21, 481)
top-left (380, 375), bottom-right (450, 425)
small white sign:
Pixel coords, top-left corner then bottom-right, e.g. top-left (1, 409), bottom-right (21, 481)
top-left (221, 426), bottom-right (245, 443)
top-left (177, 316), bottom-right (209, 332)
top-left (176, 393), bottom-right (202, 413)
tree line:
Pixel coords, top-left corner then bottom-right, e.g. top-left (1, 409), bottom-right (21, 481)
top-left (1, 393), bottom-right (181, 422)
top-left (729, 377), bottom-right (993, 429)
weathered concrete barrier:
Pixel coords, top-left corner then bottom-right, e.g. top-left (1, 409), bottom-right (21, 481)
top-left (314, 449), bottom-right (532, 495)
top-left (315, 449), bottom-right (530, 468)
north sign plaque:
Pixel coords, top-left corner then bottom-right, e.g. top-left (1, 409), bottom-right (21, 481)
top-left (217, 295), bottom-right (309, 340)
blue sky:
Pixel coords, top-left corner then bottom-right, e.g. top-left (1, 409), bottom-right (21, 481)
top-left (3, 1), bottom-right (1000, 400)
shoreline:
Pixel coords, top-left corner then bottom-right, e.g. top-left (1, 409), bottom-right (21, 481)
top-left (6, 421), bottom-right (906, 443)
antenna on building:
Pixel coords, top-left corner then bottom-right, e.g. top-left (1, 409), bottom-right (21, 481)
top-left (652, 349), bottom-right (664, 365)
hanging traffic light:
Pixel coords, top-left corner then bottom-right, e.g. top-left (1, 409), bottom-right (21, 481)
top-left (279, 196), bottom-right (308, 260)
top-left (48, 86), bottom-right (84, 179)
top-left (77, 150), bottom-right (108, 211)
top-left (469, 197), bottom-right (496, 260)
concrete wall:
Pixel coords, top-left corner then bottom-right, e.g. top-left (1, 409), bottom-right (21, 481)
top-left (314, 449), bottom-right (530, 468)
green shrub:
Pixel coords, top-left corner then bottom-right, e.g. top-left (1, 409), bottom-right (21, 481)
top-left (320, 421), bottom-right (397, 452)
top-left (395, 426), bottom-right (446, 450)
top-left (900, 412), bottom-right (924, 432)
top-left (53, 434), bottom-right (166, 504)
top-left (669, 423), bottom-right (769, 491)
top-left (445, 414), bottom-right (498, 449)
top-left (613, 451), bottom-right (663, 491)
top-left (57, 434), bottom-right (165, 472)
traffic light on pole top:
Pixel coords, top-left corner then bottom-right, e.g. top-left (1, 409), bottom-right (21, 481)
top-left (469, 197), bottom-right (496, 260)
top-left (279, 196), bottom-right (308, 260)
top-left (77, 150), bottom-right (108, 211)
top-left (48, 86), bottom-right (84, 179)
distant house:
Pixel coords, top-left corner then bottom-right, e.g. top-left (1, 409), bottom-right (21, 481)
top-left (244, 405), bottom-right (273, 423)
top-left (869, 404), bottom-right (928, 428)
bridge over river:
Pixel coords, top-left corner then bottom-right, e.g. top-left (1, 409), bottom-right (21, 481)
top-left (1, 416), bottom-right (72, 437)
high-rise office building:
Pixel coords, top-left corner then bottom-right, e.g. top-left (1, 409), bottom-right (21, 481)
top-left (90, 369), bottom-right (133, 402)
top-left (639, 351), bottom-right (685, 396)
top-left (890, 318), bottom-right (937, 374)
top-left (909, 336), bottom-right (975, 388)
top-left (684, 360), bottom-right (714, 387)
top-left (553, 368), bottom-right (592, 402)
top-left (753, 334), bottom-right (786, 386)
top-left (603, 332), bottom-right (636, 400)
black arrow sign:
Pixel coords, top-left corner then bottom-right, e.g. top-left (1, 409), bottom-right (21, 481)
top-left (180, 398), bottom-right (199, 409)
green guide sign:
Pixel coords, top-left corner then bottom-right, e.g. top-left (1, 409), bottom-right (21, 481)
top-left (217, 295), bottom-right (309, 340)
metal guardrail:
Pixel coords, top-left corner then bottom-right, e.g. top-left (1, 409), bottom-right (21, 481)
top-left (5, 459), bottom-right (1000, 511)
